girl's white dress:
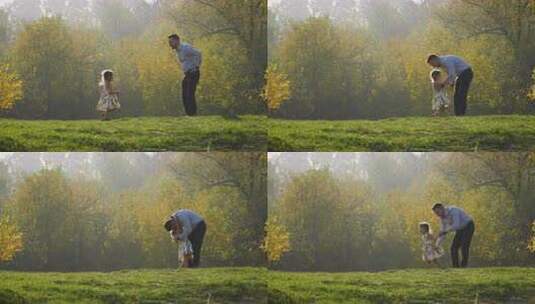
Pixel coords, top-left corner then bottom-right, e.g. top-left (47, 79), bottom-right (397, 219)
top-left (430, 69), bottom-right (450, 113)
top-left (97, 83), bottom-right (120, 112)
top-left (178, 240), bottom-right (194, 263)
top-left (432, 85), bottom-right (450, 113)
top-left (421, 233), bottom-right (444, 262)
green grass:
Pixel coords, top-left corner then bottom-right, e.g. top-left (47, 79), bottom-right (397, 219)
top-left (269, 115), bottom-right (535, 151)
top-left (1, 267), bottom-right (533, 304)
top-left (268, 267), bottom-right (535, 304)
top-left (0, 116), bottom-right (267, 151)
top-left (0, 267), bottom-right (268, 304)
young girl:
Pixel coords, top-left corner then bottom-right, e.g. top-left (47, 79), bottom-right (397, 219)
top-left (169, 225), bottom-right (193, 268)
top-left (178, 240), bottom-right (194, 268)
top-left (419, 222), bottom-right (444, 266)
top-left (430, 69), bottom-right (450, 116)
top-left (96, 69), bottom-right (121, 121)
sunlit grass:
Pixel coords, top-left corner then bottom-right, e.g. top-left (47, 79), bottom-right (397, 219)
top-left (268, 115), bottom-right (535, 152)
top-left (0, 267), bottom-right (268, 304)
top-left (1, 267), bottom-right (533, 303)
top-left (0, 116), bottom-right (267, 152)
top-left (268, 267), bottom-right (535, 304)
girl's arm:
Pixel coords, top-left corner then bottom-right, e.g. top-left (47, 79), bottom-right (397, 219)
top-left (433, 82), bottom-right (444, 91)
top-left (104, 82), bottom-right (119, 95)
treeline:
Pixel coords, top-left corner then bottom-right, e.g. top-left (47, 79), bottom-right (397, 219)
top-left (267, 0), bottom-right (535, 119)
top-left (267, 153), bottom-right (535, 271)
top-left (0, 153), bottom-right (267, 271)
top-left (0, 0), bottom-right (267, 119)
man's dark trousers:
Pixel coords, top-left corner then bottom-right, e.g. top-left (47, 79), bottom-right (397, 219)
top-left (188, 220), bottom-right (206, 268)
top-left (454, 68), bottom-right (473, 116)
top-left (182, 69), bottom-right (200, 116)
top-left (451, 220), bottom-right (475, 268)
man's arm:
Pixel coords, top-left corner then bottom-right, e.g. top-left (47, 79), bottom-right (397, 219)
top-left (438, 218), bottom-right (449, 237)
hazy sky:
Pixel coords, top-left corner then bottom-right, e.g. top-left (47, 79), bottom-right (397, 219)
top-left (0, 0), bottom-right (156, 7)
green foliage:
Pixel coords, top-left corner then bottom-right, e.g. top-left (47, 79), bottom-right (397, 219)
top-left (274, 17), bottom-right (377, 119)
top-left (196, 36), bottom-right (260, 113)
top-left (11, 17), bottom-right (105, 119)
top-left (0, 116), bottom-right (267, 151)
top-left (269, 115), bottom-right (535, 151)
top-left (7, 169), bottom-right (80, 270)
top-left (275, 169), bottom-right (377, 271)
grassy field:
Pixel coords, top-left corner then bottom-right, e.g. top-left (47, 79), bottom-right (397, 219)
top-left (0, 116), bottom-right (267, 152)
top-left (1, 267), bottom-right (533, 304)
top-left (268, 267), bottom-right (535, 304)
top-left (268, 115), bottom-right (535, 151)
top-left (0, 267), bottom-right (268, 304)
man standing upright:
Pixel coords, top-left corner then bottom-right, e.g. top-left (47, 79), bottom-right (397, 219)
top-left (432, 203), bottom-right (475, 268)
top-left (427, 54), bottom-right (474, 116)
top-left (168, 34), bottom-right (202, 116)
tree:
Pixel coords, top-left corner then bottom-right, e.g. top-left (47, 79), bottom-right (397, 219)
top-left (0, 64), bottom-right (23, 111)
top-left (262, 216), bottom-right (290, 264)
top-left (0, 9), bottom-right (10, 55)
top-left (529, 221), bottom-right (535, 253)
top-left (7, 169), bottom-right (78, 270)
top-left (438, 0), bottom-right (535, 112)
top-left (263, 64), bottom-right (291, 113)
top-left (93, 0), bottom-right (144, 39)
top-left (165, 0), bottom-right (268, 104)
top-left (11, 17), bottom-right (88, 118)
top-left (0, 216), bottom-right (22, 262)
top-left (530, 68), bottom-right (535, 100)
top-left (169, 152), bottom-right (267, 265)
top-left (275, 17), bottom-right (377, 119)
top-left (276, 169), bottom-right (349, 271)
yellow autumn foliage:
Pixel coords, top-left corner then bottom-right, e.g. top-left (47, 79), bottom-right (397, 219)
top-left (262, 65), bottom-right (291, 111)
top-left (262, 216), bottom-right (290, 263)
top-left (0, 64), bottom-right (23, 110)
top-left (0, 216), bottom-right (23, 262)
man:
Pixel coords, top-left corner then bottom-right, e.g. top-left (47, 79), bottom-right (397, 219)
top-left (432, 203), bottom-right (475, 268)
top-left (168, 34), bottom-right (202, 116)
top-left (164, 209), bottom-right (207, 268)
top-left (427, 54), bottom-right (474, 116)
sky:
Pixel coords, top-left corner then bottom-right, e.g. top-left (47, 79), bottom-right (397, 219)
top-left (0, 0), bottom-right (156, 7)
